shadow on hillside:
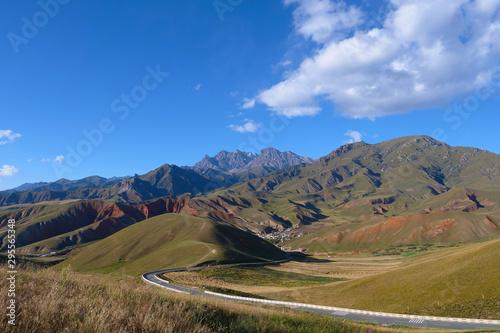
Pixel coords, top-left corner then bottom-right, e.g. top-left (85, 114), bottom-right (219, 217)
top-left (286, 252), bottom-right (331, 263)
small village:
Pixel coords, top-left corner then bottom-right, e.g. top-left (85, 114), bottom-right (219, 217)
top-left (259, 225), bottom-right (307, 252)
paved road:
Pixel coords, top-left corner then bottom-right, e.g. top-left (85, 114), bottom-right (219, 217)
top-left (142, 260), bottom-right (500, 331)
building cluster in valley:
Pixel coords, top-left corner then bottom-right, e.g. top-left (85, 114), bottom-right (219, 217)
top-left (258, 225), bottom-right (307, 252)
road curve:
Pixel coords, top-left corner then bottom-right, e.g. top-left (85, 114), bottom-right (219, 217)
top-left (142, 259), bottom-right (500, 331)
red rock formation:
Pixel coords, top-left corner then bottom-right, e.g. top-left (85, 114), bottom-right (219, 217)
top-left (0, 197), bottom-right (251, 252)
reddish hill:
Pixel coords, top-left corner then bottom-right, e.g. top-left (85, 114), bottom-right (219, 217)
top-left (0, 196), bottom-right (288, 253)
top-left (285, 211), bottom-right (500, 251)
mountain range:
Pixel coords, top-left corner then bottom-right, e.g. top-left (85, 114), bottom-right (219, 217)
top-left (0, 147), bottom-right (314, 206)
top-left (1, 135), bottom-right (499, 256)
top-left (2, 176), bottom-right (127, 194)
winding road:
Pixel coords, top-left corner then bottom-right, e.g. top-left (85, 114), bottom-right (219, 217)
top-left (142, 258), bottom-right (500, 331)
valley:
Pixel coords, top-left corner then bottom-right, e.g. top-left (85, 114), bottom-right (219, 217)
top-left (1, 136), bottom-right (500, 330)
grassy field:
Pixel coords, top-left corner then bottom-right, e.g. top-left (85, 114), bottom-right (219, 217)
top-left (160, 238), bottom-right (500, 320)
top-left (58, 214), bottom-right (285, 276)
top-left (178, 265), bottom-right (345, 288)
top-left (260, 238), bottom-right (500, 319)
top-left (0, 264), bottom-right (433, 333)
top-left (266, 254), bottom-right (404, 279)
top-left (162, 253), bottom-right (404, 303)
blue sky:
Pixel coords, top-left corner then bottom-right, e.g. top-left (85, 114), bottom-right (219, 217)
top-left (1, 0), bottom-right (500, 190)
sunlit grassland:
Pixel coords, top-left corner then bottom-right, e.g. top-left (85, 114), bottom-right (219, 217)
top-left (0, 264), bottom-right (423, 333)
top-left (194, 265), bottom-right (347, 287)
top-left (57, 214), bottom-right (285, 276)
top-left (260, 238), bottom-right (500, 319)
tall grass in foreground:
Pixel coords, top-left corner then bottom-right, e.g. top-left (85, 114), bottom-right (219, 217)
top-left (0, 265), bottom-right (390, 333)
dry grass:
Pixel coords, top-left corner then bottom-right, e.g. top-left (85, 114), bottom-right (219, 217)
top-left (1, 265), bottom-right (210, 333)
top-left (0, 264), bottom-right (405, 333)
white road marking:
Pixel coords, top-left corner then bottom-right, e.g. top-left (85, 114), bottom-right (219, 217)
top-left (409, 318), bottom-right (425, 324)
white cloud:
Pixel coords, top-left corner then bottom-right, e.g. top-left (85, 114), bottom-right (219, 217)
top-left (228, 119), bottom-right (262, 133)
top-left (285, 0), bottom-right (364, 43)
top-left (54, 155), bottom-right (65, 164)
top-left (0, 165), bottom-right (19, 177)
top-left (41, 155), bottom-right (65, 164)
top-left (194, 83), bottom-right (202, 91)
top-left (344, 130), bottom-right (362, 143)
top-left (241, 98), bottom-right (256, 109)
top-left (0, 130), bottom-right (21, 145)
top-left (258, 0), bottom-right (500, 119)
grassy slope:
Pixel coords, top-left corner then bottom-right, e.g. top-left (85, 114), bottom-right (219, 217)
top-left (59, 213), bottom-right (285, 276)
top-left (284, 210), bottom-right (500, 251)
top-left (263, 238), bottom-right (500, 319)
top-left (0, 200), bottom-right (118, 251)
top-left (0, 265), bottom-right (424, 333)
top-left (214, 136), bottom-right (500, 199)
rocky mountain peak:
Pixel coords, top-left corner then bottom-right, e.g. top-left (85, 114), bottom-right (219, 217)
top-left (193, 147), bottom-right (313, 175)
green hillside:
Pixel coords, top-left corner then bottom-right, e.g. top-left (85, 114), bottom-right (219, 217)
top-left (0, 200), bottom-right (139, 253)
top-left (284, 210), bottom-right (500, 251)
top-left (264, 237), bottom-right (500, 318)
top-left (204, 136), bottom-right (500, 250)
top-left (214, 136), bottom-right (500, 200)
top-left (60, 213), bottom-right (285, 276)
